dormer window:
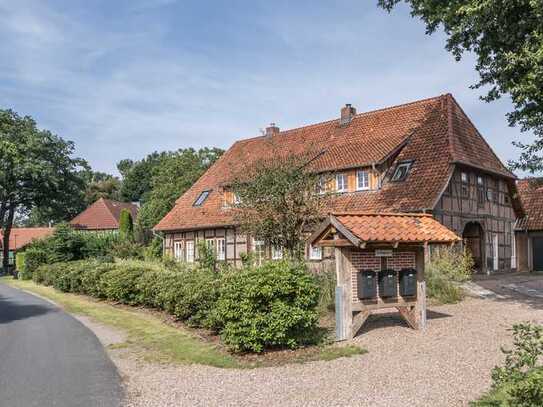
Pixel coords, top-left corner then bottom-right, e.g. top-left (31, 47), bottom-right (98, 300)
top-left (356, 170), bottom-right (370, 191)
top-left (193, 190), bottom-right (210, 207)
top-left (391, 161), bottom-right (413, 182)
top-left (336, 173), bottom-right (347, 192)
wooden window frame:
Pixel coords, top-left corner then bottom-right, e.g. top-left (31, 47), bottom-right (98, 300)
top-left (185, 240), bottom-right (195, 263)
top-left (309, 244), bottom-right (322, 260)
top-left (336, 173), bottom-right (347, 192)
top-left (356, 170), bottom-right (370, 191)
top-left (216, 238), bottom-right (226, 261)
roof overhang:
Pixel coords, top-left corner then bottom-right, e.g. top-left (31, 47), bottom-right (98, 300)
top-left (310, 212), bottom-right (461, 248)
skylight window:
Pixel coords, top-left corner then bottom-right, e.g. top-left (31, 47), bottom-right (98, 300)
top-left (193, 190), bottom-right (210, 207)
top-left (391, 161), bottom-right (413, 182)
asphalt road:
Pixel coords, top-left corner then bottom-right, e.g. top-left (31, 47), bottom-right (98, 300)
top-left (0, 283), bottom-right (123, 407)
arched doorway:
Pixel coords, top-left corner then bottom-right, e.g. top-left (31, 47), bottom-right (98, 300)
top-left (463, 222), bottom-right (484, 272)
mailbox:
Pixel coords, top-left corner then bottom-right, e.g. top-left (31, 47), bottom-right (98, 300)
top-left (378, 269), bottom-right (397, 298)
top-left (399, 268), bottom-right (417, 297)
top-left (357, 270), bottom-right (376, 299)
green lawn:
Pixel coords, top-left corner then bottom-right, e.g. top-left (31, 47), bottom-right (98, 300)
top-left (1, 276), bottom-right (364, 368)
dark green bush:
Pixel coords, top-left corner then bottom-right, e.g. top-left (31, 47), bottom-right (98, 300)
top-left (24, 246), bottom-right (49, 275)
top-left (473, 323), bottom-right (543, 406)
top-left (109, 240), bottom-right (144, 260)
top-left (16, 252), bottom-right (30, 279)
top-left (100, 263), bottom-right (147, 305)
top-left (211, 260), bottom-right (320, 352)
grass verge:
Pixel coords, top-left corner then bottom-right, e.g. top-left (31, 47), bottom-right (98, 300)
top-left (1, 277), bottom-right (365, 368)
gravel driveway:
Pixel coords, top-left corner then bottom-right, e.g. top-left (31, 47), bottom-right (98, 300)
top-left (113, 289), bottom-right (543, 407)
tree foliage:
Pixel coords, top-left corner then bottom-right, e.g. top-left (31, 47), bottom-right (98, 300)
top-left (117, 152), bottom-right (168, 202)
top-left (231, 152), bottom-right (329, 259)
top-left (119, 208), bottom-right (134, 241)
top-left (137, 148), bottom-right (224, 229)
top-left (0, 109), bottom-right (86, 272)
top-left (378, 0), bottom-right (543, 172)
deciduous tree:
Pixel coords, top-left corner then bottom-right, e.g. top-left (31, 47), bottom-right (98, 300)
top-left (378, 0), bottom-right (543, 172)
top-left (0, 109), bottom-right (86, 273)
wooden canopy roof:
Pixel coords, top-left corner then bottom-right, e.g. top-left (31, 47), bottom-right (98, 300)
top-left (310, 212), bottom-right (461, 248)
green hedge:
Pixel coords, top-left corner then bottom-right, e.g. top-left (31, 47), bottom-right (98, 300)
top-left (31, 259), bottom-right (322, 353)
top-left (211, 260), bottom-right (320, 352)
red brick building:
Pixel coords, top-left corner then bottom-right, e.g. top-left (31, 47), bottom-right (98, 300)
top-left (154, 94), bottom-right (522, 273)
top-left (70, 198), bottom-right (139, 231)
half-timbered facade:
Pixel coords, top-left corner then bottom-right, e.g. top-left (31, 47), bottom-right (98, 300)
top-left (155, 94), bottom-right (522, 273)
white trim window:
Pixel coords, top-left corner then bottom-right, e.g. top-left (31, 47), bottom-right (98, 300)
top-left (173, 241), bottom-right (184, 261)
top-left (205, 238), bottom-right (215, 250)
top-left (309, 244), bottom-right (322, 260)
top-left (391, 162), bottom-right (412, 182)
top-left (356, 170), bottom-right (370, 190)
top-left (253, 240), bottom-right (265, 265)
top-left (336, 173), bottom-right (347, 192)
top-left (216, 238), bottom-right (226, 261)
top-left (271, 246), bottom-right (283, 260)
top-left (186, 240), bottom-right (195, 263)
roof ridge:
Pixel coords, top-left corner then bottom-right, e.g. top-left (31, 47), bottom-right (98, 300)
top-left (234, 94), bottom-right (446, 144)
top-left (447, 94), bottom-right (515, 178)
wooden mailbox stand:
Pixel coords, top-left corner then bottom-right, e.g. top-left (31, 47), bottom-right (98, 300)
top-left (310, 213), bottom-right (460, 341)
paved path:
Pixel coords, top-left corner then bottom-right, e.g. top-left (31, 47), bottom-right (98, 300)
top-left (0, 283), bottom-right (123, 407)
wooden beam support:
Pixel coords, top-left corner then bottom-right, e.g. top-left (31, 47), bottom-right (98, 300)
top-left (351, 310), bottom-right (370, 338)
top-left (397, 306), bottom-right (418, 329)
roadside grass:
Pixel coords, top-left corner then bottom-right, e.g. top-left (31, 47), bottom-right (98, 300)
top-left (1, 276), bottom-right (365, 368)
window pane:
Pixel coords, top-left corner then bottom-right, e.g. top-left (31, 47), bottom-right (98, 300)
top-left (216, 238), bottom-right (225, 260)
top-left (336, 174), bottom-right (346, 191)
top-left (193, 190), bottom-right (210, 207)
top-left (186, 241), bottom-right (195, 262)
top-left (357, 170), bottom-right (369, 190)
top-left (309, 245), bottom-right (322, 260)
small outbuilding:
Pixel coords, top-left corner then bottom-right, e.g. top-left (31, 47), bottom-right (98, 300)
top-left (310, 212), bottom-right (461, 340)
top-left (516, 178), bottom-right (543, 271)
top-left (70, 198), bottom-right (139, 232)
top-left (0, 227), bottom-right (54, 268)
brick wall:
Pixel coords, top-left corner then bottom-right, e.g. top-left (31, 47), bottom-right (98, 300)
top-left (350, 249), bottom-right (416, 301)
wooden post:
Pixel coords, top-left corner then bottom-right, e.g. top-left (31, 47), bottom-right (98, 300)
top-left (335, 247), bottom-right (353, 341)
top-left (416, 245), bottom-right (427, 330)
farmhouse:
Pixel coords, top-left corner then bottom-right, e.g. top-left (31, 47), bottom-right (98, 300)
top-left (154, 94), bottom-right (523, 273)
top-left (516, 178), bottom-right (543, 271)
top-left (70, 198), bottom-right (139, 232)
top-left (0, 227), bottom-right (53, 267)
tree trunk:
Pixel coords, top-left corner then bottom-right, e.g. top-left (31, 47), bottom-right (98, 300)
top-left (2, 205), bottom-right (15, 276)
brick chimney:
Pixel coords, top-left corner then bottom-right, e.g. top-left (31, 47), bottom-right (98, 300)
top-left (265, 123), bottom-right (280, 137)
top-left (340, 104), bottom-right (356, 126)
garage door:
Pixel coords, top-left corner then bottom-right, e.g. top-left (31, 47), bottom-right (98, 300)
top-left (534, 238), bottom-right (543, 271)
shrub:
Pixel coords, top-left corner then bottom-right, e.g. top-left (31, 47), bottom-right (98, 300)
top-left (473, 323), bottom-right (543, 406)
top-left (170, 268), bottom-right (221, 327)
top-left (109, 240), bottom-right (144, 260)
top-left (426, 246), bottom-right (473, 304)
top-left (100, 263), bottom-right (147, 305)
top-left (16, 252), bottom-right (29, 279)
top-left (119, 208), bottom-right (134, 241)
top-left (212, 260), bottom-right (320, 352)
top-left (24, 246), bottom-right (49, 275)
top-left (144, 236), bottom-right (163, 260)
top-left (80, 232), bottom-right (118, 259)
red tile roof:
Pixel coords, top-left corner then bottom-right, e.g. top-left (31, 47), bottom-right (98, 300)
top-left (516, 178), bottom-right (543, 231)
top-left (330, 212), bottom-right (461, 244)
top-left (155, 94), bottom-right (514, 232)
top-left (70, 198), bottom-right (139, 230)
top-left (0, 228), bottom-right (54, 251)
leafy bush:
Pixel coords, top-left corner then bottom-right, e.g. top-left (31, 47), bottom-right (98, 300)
top-left (473, 323), bottom-right (543, 406)
top-left (211, 260), bottom-right (320, 352)
top-left (426, 246), bottom-right (473, 304)
top-left (24, 246), bottom-right (49, 275)
top-left (109, 240), bottom-right (144, 260)
top-left (119, 208), bottom-right (134, 241)
top-left (16, 252), bottom-right (29, 279)
top-left (144, 236), bottom-right (163, 260)
top-left (100, 263), bottom-right (147, 304)
top-left (170, 268), bottom-right (221, 327)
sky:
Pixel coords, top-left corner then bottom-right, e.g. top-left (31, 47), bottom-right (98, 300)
top-left (0, 0), bottom-right (536, 176)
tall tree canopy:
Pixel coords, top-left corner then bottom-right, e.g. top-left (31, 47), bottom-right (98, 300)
top-left (231, 153), bottom-right (329, 260)
top-left (0, 109), bottom-right (86, 272)
top-left (117, 152), bottom-right (169, 202)
top-left (378, 0), bottom-right (543, 172)
top-left (80, 170), bottom-right (121, 205)
top-left (137, 148), bottom-right (224, 229)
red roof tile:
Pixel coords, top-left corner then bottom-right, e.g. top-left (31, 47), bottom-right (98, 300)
top-left (0, 228), bottom-right (54, 251)
top-left (70, 198), bottom-right (139, 230)
top-left (155, 94), bottom-right (513, 232)
top-left (331, 212), bottom-right (461, 244)
top-left (516, 178), bottom-right (543, 231)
